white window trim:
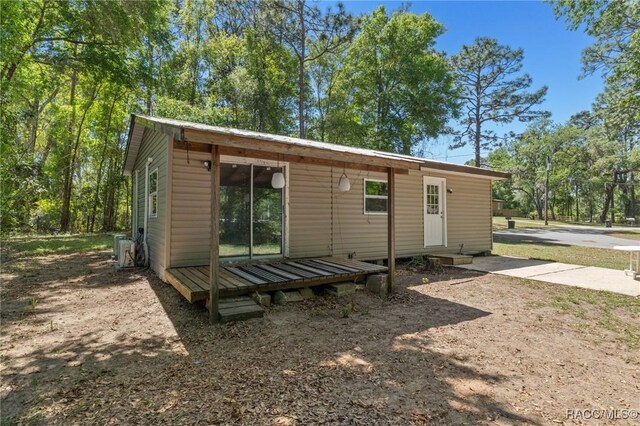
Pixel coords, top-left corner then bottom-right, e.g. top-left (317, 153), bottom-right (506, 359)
top-left (149, 167), bottom-right (158, 219)
top-left (363, 178), bottom-right (388, 215)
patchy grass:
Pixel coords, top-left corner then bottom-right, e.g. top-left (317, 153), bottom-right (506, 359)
top-left (524, 283), bottom-right (640, 348)
top-left (608, 231), bottom-right (640, 241)
top-left (492, 216), bottom-right (616, 231)
top-left (492, 240), bottom-right (627, 270)
top-left (3, 234), bottom-right (112, 257)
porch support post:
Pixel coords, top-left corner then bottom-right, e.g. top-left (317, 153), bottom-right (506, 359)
top-left (209, 145), bottom-right (220, 324)
top-left (387, 167), bottom-right (395, 293)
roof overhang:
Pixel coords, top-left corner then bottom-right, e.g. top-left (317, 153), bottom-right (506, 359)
top-left (122, 114), bottom-right (511, 180)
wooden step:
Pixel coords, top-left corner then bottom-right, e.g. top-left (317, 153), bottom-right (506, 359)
top-left (428, 253), bottom-right (473, 265)
top-left (218, 297), bottom-right (264, 323)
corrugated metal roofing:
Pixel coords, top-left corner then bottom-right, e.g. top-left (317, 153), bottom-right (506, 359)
top-left (123, 114), bottom-right (510, 179)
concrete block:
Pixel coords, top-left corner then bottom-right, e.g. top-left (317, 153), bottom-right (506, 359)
top-left (327, 282), bottom-right (356, 296)
top-left (273, 290), bottom-right (304, 305)
top-left (299, 287), bottom-right (314, 300)
top-left (251, 292), bottom-right (271, 307)
top-left (366, 274), bottom-right (389, 297)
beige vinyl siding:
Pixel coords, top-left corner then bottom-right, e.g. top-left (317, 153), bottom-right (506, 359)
top-left (331, 169), bottom-right (388, 259)
top-left (166, 156), bottom-right (493, 267)
top-left (287, 164), bottom-right (492, 260)
top-left (437, 172), bottom-right (492, 253)
top-left (170, 149), bottom-right (212, 267)
top-left (132, 128), bottom-right (168, 278)
top-left (288, 164), bottom-right (332, 258)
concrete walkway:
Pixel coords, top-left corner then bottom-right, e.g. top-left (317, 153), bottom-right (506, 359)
top-left (457, 256), bottom-right (640, 297)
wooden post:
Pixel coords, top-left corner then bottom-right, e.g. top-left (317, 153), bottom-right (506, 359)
top-left (209, 145), bottom-right (220, 324)
top-left (387, 168), bottom-right (395, 293)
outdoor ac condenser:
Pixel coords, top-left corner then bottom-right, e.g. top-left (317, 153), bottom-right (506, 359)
top-left (116, 239), bottom-right (135, 269)
top-left (113, 234), bottom-right (127, 260)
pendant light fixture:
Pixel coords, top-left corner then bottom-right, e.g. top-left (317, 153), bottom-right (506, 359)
top-left (338, 163), bottom-right (351, 192)
top-left (271, 154), bottom-right (285, 189)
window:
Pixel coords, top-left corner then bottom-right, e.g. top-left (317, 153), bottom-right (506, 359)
top-left (149, 168), bottom-right (158, 218)
top-left (425, 184), bottom-right (440, 214)
top-left (364, 179), bottom-right (388, 214)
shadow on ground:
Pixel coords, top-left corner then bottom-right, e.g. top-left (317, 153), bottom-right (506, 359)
top-left (1, 249), bottom-right (539, 425)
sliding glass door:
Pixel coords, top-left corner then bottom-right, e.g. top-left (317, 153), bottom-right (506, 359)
top-left (219, 162), bottom-right (284, 259)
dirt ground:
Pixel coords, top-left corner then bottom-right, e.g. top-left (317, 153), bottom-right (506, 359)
top-left (1, 246), bottom-right (639, 425)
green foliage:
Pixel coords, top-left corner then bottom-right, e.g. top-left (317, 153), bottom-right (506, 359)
top-left (450, 37), bottom-right (548, 167)
top-left (330, 6), bottom-right (458, 154)
top-left (551, 0), bottom-right (640, 115)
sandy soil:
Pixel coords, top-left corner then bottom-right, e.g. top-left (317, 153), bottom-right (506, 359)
top-left (1, 249), bottom-right (638, 425)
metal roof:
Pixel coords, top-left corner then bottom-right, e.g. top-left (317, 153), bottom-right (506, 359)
top-left (123, 114), bottom-right (511, 179)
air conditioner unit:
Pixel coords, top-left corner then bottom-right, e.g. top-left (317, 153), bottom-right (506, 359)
top-left (116, 239), bottom-right (135, 269)
top-left (113, 234), bottom-right (127, 260)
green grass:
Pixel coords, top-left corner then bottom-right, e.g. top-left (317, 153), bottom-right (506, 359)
top-left (492, 241), bottom-right (628, 270)
top-left (220, 243), bottom-right (281, 257)
top-left (608, 231), bottom-right (640, 241)
top-left (492, 216), bottom-right (613, 231)
top-left (3, 234), bottom-right (112, 257)
top-left (528, 284), bottom-right (640, 348)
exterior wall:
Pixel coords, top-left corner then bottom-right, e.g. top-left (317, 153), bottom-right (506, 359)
top-left (288, 164), bottom-right (493, 260)
top-left (288, 164), bottom-right (332, 257)
top-left (166, 152), bottom-right (493, 267)
top-left (170, 148), bottom-right (212, 267)
top-left (132, 128), bottom-right (168, 278)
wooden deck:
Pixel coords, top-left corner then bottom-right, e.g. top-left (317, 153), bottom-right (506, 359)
top-left (165, 257), bottom-right (387, 303)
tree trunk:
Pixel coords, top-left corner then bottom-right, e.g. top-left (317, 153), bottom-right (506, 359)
top-left (90, 96), bottom-right (117, 232)
top-left (600, 182), bottom-right (614, 223)
top-left (60, 69), bottom-right (78, 232)
top-left (630, 173), bottom-right (636, 218)
top-left (474, 91), bottom-right (482, 167)
top-left (297, 2), bottom-right (306, 138)
top-left (60, 81), bottom-right (99, 232)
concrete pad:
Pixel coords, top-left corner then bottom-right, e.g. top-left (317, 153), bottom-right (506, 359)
top-left (539, 266), bottom-right (640, 296)
top-left (457, 255), bottom-right (640, 297)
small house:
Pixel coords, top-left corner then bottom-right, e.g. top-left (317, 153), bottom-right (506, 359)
top-left (123, 114), bottom-right (509, 321)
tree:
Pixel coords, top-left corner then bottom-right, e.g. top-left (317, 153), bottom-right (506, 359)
top-left (265, 0), bottom-right (356, 138)
top-left (489, 119), bottom-right (583, 220)
top-left (551, 0), bottom-right (640, 115)
top-left (331, 6), bottom-right (458, 154)
top-left (450, 37), bottom-right (548, 167)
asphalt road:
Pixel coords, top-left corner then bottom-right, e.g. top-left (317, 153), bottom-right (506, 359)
top-left (494, 227), bottom-right (638, 249)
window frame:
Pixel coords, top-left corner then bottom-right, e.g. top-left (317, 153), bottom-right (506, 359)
top-left (148, 167), bottom-right (158, 218)
top-left (363, 178), bottom-right (388, 215)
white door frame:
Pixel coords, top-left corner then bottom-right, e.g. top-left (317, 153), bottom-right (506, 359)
top-left (423, 176), bottom-right (447, 247)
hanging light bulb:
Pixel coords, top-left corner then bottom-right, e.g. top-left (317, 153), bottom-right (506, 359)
top-left (338, 162), bottom-right (350, 192)
top-left (271, 171), bottom-right (285, 189)
top-left (338, 172), bottom-right (351, 192)
top-left (271, 153), bottom-right (285, 189)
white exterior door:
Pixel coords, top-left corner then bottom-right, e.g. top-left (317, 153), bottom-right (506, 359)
top-left (423, 176), bottom-right (447, 247)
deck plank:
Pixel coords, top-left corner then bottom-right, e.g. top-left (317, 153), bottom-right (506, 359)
top-left (241, 265), bottom-right (289, 283)
top-left (257, 264), bottom-right (303, 281)
top-left (225, 266), bottom-right (268, 285)
top-left (312, 258), bottom-right (360, 273)
top-left (166, 257), bottom-right (385, 302)
top-left (287, 261), bottom-right (333, 276)
top-left (270, 263), bottom-right (317, 279)
top-left (300, 259), bottom-right (351, 275)
top-left (220, 270), bottom-right (251, 290)
top-left (181, 267), bottom-right (216, 291)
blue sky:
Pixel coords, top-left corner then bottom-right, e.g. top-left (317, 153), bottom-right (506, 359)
top-left (328, 1), bottom-right (604, 164)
